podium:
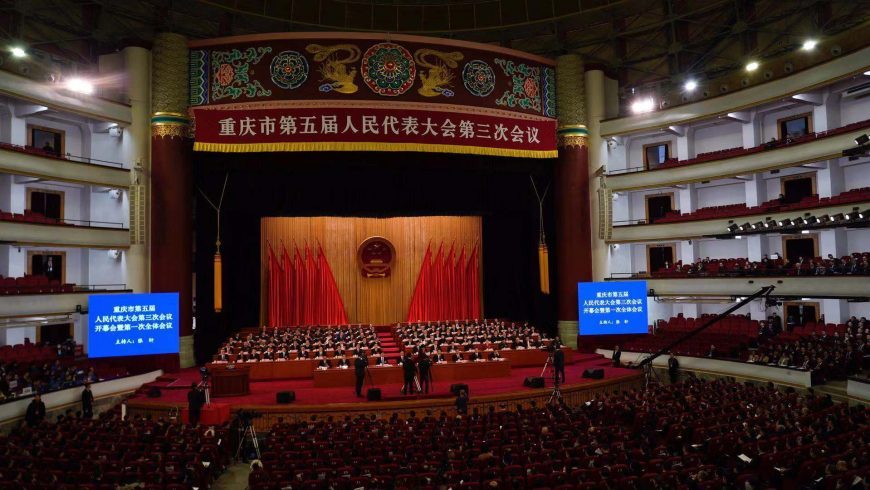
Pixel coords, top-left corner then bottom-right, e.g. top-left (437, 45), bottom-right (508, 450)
top-left (211, 365), bottom-right (250, 397)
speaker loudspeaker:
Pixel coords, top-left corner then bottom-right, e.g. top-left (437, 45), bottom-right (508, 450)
top-left (582, 368), bottom-right (604, 379)
top-left (367, 388), bottom-right (382, 401)
top-left (523, 377), bottom-right (545, 388)
top-left (276, 391), bottom-right (295, 404)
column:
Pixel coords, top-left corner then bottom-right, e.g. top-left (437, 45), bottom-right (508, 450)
top-left (151, 33), bottom-right (194, 369)
top-left (122, 46), bottom-right (151, 294)
top-left (555, 54), bottom-right (593, 348)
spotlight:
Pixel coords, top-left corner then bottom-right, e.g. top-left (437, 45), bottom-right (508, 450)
top-left (64, 77), bottom-right (94, 95)
top-left (727, 224), bottom-right (740, 233)
top-left (826, 214), bottom-right (840, 222)
top-left (751, 221), bottom-right (764, 230)
top-left (765, 219), bottom-right (777, 228)
top-left (793, 217), bottom-right (806, 225)
top-left (778, 219), bottom-right (792, 227)
top-left (801, 39), bottom-right (818, 51)
top-left (10, 46), bottom-right (26, 58)
top-left (855, 134), bottom-right (869, 145)
top-left (745, 61), bottom-right (760, 72)
top-left (631, 97), bottom-right (655, 114)
top-left (684, 80), bottom-right (698, 92)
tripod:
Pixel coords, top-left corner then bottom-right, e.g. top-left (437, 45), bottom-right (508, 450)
top-left (235, 423), bottom-right (261, 461)
top-left (542, 350), bottom-right (563, 406)
top-left (640, 354), bottom-right (661, 388)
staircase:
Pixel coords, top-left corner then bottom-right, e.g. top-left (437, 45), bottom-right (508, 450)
top-left (377, 329), bottom-right (403, 365)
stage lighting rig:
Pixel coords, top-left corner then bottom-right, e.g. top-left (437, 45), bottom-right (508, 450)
top-left (844, 134), bottom-right (869, 160)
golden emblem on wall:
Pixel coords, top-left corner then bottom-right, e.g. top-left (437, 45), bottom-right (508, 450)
top-left (358, 236), bottom-right (396, 278)
top-left (414, 49), bottom-right (464, 97)
top-left (305, 44), bottom-right (362, 94)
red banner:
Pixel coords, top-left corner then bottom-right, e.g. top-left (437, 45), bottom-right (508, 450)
top-left (192, 106), bottom-right (556, 159)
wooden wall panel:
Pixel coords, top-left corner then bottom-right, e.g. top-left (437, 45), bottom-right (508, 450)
top-left (260, 216), bottom-right (482, 325)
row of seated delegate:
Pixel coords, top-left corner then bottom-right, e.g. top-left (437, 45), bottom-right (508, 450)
top-left (653, 252), bottom-right (870, 277)
top-left (648, 187), bottom-right (870, 224)
top-left (215, 325), bottom-right (382, 363)
top-left (0, 339), bottom-right (80, 363)
top-left (0, 209), bottom-right (74, 226)
top-left (633, 118), bottom-right (870, 172)
top-left (396, 320), bottom-right (553, 356)
top-left (0, 359), bottom-right (99, 403)
top-left (249, 379), bottom-right (867, 490)
top-left (0, 410), bottom-right (231, 488)
top-left (0, 274), bottom-right (76, 295)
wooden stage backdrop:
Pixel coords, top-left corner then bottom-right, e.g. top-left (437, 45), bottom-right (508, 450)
top-left (260, 216), bottom-right (482, 325)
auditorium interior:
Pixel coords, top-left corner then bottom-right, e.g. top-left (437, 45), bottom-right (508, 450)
top-left (0, 0), bottom-right (867, 488)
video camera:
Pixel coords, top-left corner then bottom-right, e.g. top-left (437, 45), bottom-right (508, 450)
top-left (236, 410), bottom-right (263, 427)
top-left (199, 366), bottom-right (210, 382)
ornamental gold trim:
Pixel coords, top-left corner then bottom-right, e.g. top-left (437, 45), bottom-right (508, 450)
top-left (558, 134), bottom-right (588, 148)
top-left (151, 123), bottom-right (190, 139)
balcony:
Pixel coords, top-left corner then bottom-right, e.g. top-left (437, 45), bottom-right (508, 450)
top-left (0, 287), bottom-right (128, 317)
top-left (606, 126), bottom-right (867, 192)
top-left (609, 199), bottom-right (868, 243)
top-left (0, 143), bottom-right (130, 189)
top-left (0, 69), bottom-right (132, 125)
top-left (0, 219), bottom-right (129, 249)
top-left (642, 276), bottom-right (870, 299)
top-left (600, 46), bottom-right (870, 137)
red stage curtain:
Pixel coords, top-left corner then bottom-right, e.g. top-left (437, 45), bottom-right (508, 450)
top-left (406, 242), bottom-right (480, 322)
top-left (267, 244), bottom-right (349, 326)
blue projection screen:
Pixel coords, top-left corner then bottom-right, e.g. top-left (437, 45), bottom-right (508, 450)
top-left (87, 292), bottom-right (180, 358)
top-left (578, 281), bottom-right (648, 336)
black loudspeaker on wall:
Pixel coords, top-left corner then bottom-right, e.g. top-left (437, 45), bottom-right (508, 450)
top-left (367, 388), bottom-right (382, 401)
top-left (276, 391), bottom-right (295, 404)
top-left (147, 387), bottom-right (161, 398)
top-left (582, 368), bottom-right (605, 379)
top-left (450, 383), bottom-right (469, 396)
top-left (523, 377), bottom-right (545, 388)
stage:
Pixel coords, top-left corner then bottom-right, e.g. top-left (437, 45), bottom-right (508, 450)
top-left (126, 352), bottom-right (640, 423)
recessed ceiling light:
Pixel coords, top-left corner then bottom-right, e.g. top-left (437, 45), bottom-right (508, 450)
top-left (684, 80), bottom-right (698, 92)
top-left (801, 39), bottom-right (818, 51)
top-left (630, 98), bottom-right (655, 114)
top-left (745, 61), bottom-right (759, 72)
top-left (64, 77), bottom-right (94, 95)
top-left (10, 46), bottom-right (26, 58)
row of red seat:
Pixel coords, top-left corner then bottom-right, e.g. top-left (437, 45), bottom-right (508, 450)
top-left (639, 118), bottom-right (870, 171)
top-left (0, 209), bottom-right (74, 226)
top-left (653, 252), bottom-right (870, 277)
top-left (0, 141), bottom-right (66, 160)
top-left (654, 187), bottom-right (870, 224)
top-left (0, 274), bottom-right (76, 295)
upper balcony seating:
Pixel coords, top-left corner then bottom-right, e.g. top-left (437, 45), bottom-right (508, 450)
top-left (620, 315), bottom-right (760, 358)
top-left (627, 118), bottom-right (870, 173)
top-left (0, 141), bottom-right (68, 161)
top-left (652, 187), bottom-right (870, 224)
top-left (652, 252), bottom-right (870, 277)
top-left (0, 274), bottom-right (76, 294)
top-left (0, 208), bottom-right (75, 226)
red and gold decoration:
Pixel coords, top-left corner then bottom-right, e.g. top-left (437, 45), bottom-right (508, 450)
top-left (188, 33), bottom-right (556, 158)
top-left (192, 105), bottom-right (555, 158)
top-left (358, 236), bottom-right (395, 278)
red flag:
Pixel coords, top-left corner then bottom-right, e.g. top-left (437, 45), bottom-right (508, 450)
top-left (294, 247), bottom-right (305, 325)
top-left (456, 246), bottom-right (467, 318)
top-left (468, 243), bottom-right (481, 319)
top-left (318, 245), bottom-right (348, 325)
top-left (432, 243), bottom-right (444, 321)
top-left (304, 244), bottom-right (317, 325)
top-left (445, 243), bottom-right (456, 320)
top-left (282, 246), bottom-right (293, 325)
top-left (267, 245), bottom-right (280, 327)
top-left (407, 243), bottom-right (432, 321)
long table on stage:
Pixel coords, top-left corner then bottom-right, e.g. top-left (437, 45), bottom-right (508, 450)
top-left (501, 347), bottom-right (571, 367)
top-left (312, 359), bottom-right (512, 388)
top-left (211, 359), bottom-right (319, 381)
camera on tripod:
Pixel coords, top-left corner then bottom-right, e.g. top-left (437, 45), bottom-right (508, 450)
top-left (236, 409), bottom-right (263, 426)
top-left (199, 366), bottom-right (211, 382)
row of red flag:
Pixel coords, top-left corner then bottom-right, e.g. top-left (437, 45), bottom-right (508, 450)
top-left (407, 243), bottom-right (481, 322)
top-left (267, 244), bottom-right (349, 326)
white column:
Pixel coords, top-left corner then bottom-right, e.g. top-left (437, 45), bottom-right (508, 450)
top-left (675, 127), bottom-right (695, 160)
top-left (817, 160), bottom-right (844, 198)
top-left (746, 235), bottom-right (768, 262)
top-left (678, 239), bottom-right (698, 265)
top-left (819, 229), bottom-right (847, 258)
top-left (749, 299), bottom-right (767, 321)
top-left (821, 299), bottom-right (848, 324)
top-left (741, 109), bottom-right (760, 148)
top-left (744, 173), bottom-right (765, 207)
top-left (812, 89), bottom-right (841, 132)
top-left (678, 184), bottom-right (697, 214)
top-left (119, 46), bottom-right (151, 293)
top-left (586, 68), bottom-right (608, 281)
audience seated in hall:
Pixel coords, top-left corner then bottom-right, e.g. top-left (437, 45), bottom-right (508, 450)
top-left (252, 378), bottom-right (868, 490)
top-left (653, 252), bottom-right (870, 278)
top-left (213, 325), bottom-right (382, 364)
top-left (395, 320), bottom-right (552, 360)
top-left (0, 410), bottom-right (231, 487)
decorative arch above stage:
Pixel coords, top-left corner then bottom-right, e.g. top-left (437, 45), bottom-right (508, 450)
top-left (188, 33), bottom-right (557, 158)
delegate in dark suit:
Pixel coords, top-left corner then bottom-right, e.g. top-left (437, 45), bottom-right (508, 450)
top-left (553, 348), bottom-right (566, 383)
top-left (25, 395), bottom-right (46, 427)
top-left (81, 384), bottom-right (94, 418)
top-left (417, 355), bottom-right (432, 394)
top-left (612, 346), bottom-right (622, 367)
top-left (401, 354), bottom-right (417, 395)
top-left (187, 383), bottom-right (205, 426)
top-left (668, 354), bottom-right (680, 384)
top-left (354, 355), bottom-right (367, 397)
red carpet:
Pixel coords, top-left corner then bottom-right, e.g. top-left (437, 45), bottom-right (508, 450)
top-left (129, 353), bottom-right (637, 407)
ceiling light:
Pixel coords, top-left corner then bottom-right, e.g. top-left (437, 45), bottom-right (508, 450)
top-left (778, 219), bottom-right (792, 227)
top-left (801, 39), bottom-right (818, 51)
top-left (793, 217), bottom-right (806, 225)
top-left (10, 46), bottom-right (26, 58)
top-left (745, 61), bottom-right (760, 72)
top-left (806, 216), bottom-right (819, 224)
top-left (684, 80), bottom-right (698, 92)
top-left (801, 230), bottom-right (810, 234)
top-left (855, 134), bottom-right (869, 145)
top-left (727, 224), bottom-right (740, 232)
top-left (631, 98), bottom-right (655, 114)
top-left (734, 235), bottom-right (743, 240)
top-left (64, 77), bottom-right (94, 95)
top-left (765, 220), bottom-right (777, 228)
